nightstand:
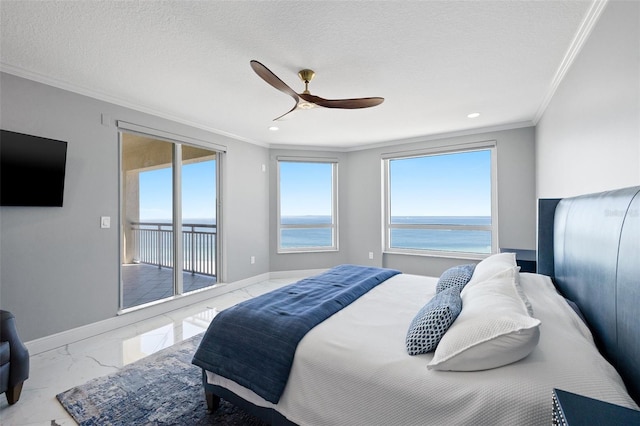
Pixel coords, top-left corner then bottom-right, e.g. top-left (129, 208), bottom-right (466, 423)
top-left (500, 248), bottom-right (536, 272)
top-left (552, 388), bottom-right (640, 425)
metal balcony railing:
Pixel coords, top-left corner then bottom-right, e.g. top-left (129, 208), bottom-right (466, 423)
top-left (131, 222), bottom-right (216, 276)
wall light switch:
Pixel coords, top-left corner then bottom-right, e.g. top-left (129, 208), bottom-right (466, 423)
top-left (100, 216), bottom-right (111, 229)
top-left (250, 256), bottom-right (256, 264)
top-left (101, 113), bottom-right (112, 127)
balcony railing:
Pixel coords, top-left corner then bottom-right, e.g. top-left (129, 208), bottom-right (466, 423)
top-left (130, 222), bottom-right (216, 276)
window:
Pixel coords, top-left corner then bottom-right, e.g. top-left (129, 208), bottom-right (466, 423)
top-left (277, 158), bottom-right (338, 252)
top-left (383, 145), bottom-right (497, 257)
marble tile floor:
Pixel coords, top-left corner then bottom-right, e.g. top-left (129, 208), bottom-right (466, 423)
top-left (0, 276), bottom-right (302, 426)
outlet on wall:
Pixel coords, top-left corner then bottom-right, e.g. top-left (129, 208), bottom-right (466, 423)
top-left (368, 252), bottom-right (374, 260)
top-left (250, 256), bottom-right (256, 264)
top-left (100, 216), bottom-right (111, 229)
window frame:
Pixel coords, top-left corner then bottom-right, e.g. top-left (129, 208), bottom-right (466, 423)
top-left (382, 142), bottom-right (498, 259)
top-left (276, 156), bottom-right (339, 254)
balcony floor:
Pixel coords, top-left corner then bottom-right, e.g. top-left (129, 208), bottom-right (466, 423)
top-left (121, 263), bottom-right (216, 309)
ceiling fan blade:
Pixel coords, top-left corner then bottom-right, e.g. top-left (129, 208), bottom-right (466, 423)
top-left (251, 60), bottom-right (383, 119)
top-left (299, 93), bottom-right (384, 109)
top-left (250, 60), bottom-right (299, 102)
top-left (273, 103), bottom-right (298, 121)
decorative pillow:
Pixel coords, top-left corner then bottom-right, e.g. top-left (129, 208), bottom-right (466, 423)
top-left (435, 264), bottom-right (476, 293)
top-left (406, 287), bottom-right (463, 355)
top-left (427, 272), bottom-right (540, 371)
top-left (465, 252), bottom-right (517, 287)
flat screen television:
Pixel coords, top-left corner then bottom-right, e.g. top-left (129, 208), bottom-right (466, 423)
top-left (1, 129), bottom-right (68, 207)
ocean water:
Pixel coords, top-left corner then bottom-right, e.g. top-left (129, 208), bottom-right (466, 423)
top-left (140, 216), bottom-right (492, 254)
top-left (281, 215), bottom-right (491, 253)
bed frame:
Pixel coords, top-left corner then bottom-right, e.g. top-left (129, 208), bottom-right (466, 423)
top-left (538, 185), bottom-right (640, 404)
top-left (202, 185), bottom-right (640, 423)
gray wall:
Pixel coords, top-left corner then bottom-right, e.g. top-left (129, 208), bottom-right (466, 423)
top-left (269, 127), bottom-right (537, 277)
top-left (536, 0), bottom-right (640, 198)
top-left (0, 72), bottom-right (271, 341)
top-left (223, 140), bottom-right (271, 279)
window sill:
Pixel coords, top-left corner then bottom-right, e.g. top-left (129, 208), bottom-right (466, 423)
top-left (383, 249), bottom-right (490, 261)
top-left (277, 248), bottom-right (339, 255)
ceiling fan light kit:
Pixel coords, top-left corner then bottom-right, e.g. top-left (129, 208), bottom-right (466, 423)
top-left (250, 60), bottom-right (384, 121)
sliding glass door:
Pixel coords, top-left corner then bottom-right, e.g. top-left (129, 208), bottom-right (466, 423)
top-left (120, 132), bottom-right (219, 310)
top-left (181, 145), bottom-right (217, 293)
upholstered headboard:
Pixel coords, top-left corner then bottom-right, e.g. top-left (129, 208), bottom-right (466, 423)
top-left (538, 186), bottom-right (640, 405)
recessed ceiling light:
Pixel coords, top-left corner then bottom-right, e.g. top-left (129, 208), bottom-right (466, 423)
top-left (467, 112), bottom-right (480, 118)
top-left (268, 126), bottom-right (279, 131)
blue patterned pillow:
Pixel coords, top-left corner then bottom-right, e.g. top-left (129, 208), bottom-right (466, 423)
top-left (435, 264), bottom-right (475, 293)
top-left (405, 287), bottom-right (463, 355)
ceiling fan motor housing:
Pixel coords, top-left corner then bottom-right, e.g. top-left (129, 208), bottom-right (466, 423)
top-left (298, 69), bottom-right (315, 83)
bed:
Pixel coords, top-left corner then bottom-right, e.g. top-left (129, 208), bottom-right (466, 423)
top-left (192, 186), bottom-right (640, 425)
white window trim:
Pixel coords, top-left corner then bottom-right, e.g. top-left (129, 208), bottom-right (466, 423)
top-left (382, 141), bottom-right (498, 260)
top-left (277, 156), bottom-right (339, 254)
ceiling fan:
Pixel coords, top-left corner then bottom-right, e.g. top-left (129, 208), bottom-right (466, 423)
top-left (250, 60), bottom-right (384, 121)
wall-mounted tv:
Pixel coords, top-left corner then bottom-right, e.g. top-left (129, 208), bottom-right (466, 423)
top-left (1, 129), bottom-right (68, 207)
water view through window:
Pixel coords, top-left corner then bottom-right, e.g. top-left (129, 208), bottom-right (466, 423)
top-left (279, 215), bottom-right (491, 253)
top-left (280, 215), bottom-right (333, 248)
top-left (279, 160), bottom-right (337, 251)
top-left (386, 149), bottom-right (494, 254)
top-left (138, 158), bottom-right (217, 275)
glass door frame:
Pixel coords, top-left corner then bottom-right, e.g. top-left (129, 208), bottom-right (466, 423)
top-left (117, 121), bottom-right (225, 311)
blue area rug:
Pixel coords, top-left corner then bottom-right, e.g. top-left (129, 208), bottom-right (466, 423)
top-left (56, 333), bottom-right (268, 425)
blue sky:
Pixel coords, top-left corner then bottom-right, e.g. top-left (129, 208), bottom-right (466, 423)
top-left (280, 162), bottom-right (332, 216)
top-left (139, 151), bottom-right (490, 220)
top-left (139, 160), bottom-right (216, 221)
top-left (390, 150), bottom-right (491, 216)
top-left (278, 152), bottom-right (490, 217)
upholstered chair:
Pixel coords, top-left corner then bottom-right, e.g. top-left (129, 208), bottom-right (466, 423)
top-left (0, 310), bottom-right (29, 404)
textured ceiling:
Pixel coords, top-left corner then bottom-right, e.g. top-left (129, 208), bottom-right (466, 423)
top-left (0, 1), bottom-right (598, 150)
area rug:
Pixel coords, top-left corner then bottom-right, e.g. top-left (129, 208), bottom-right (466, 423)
top-left (56, 333), bottom-right (268, 425)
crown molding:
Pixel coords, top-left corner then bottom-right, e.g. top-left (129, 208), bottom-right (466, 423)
top-left (533, 0), bottom-right (609, 124)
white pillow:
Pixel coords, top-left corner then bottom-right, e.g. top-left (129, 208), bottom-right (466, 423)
top-left (427, 271), bottom-right (540, 371)
top-left (463, 265), bottom-right (534, 316)
top-left (512, 267), bottom-right (534, 316)
top-left (466, 252), bottom-right (516, 287)
top-left (462, 263), bottom-right (518, 295)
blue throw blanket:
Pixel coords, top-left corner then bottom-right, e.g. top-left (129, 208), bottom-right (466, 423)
top-left (192, 264), bottom-right (401, 403)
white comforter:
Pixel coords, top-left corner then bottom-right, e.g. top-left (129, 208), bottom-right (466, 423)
top-left (207, 272), bottom-right (638, 425)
